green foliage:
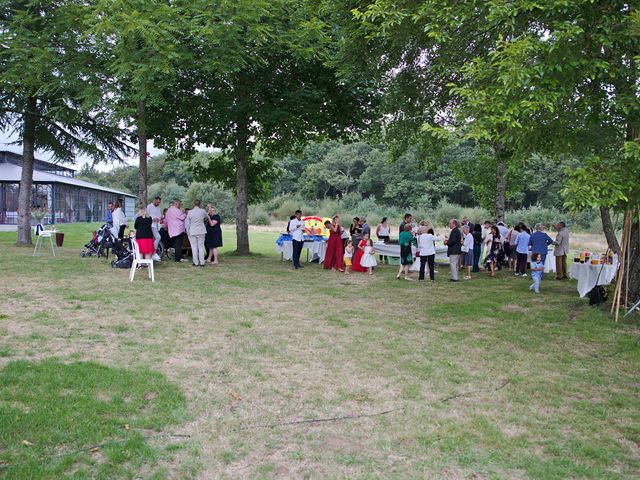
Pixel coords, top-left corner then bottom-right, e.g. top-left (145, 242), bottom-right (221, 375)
top-left (248, 205), bottom-right (271, 226)
top-left (148, 181), bottom-right (187, 208)
top-left (183, 181), bottom-right (236, 220)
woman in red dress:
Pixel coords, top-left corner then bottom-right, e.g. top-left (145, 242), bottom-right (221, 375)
top-left (323, 216), bottom-right (345, 271)
top-left (352, 233), bottom-right (369, 272)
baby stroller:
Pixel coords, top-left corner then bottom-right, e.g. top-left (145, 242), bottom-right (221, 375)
top-left (111, 236), bottom-right (134, 269)
top-left (80, 224), bottom-right (113, 258)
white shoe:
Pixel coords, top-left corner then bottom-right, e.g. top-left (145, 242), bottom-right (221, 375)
top-left (152, 253), bottom-right (161, 261)
top-left (522, 273), bottom-right (528, 277)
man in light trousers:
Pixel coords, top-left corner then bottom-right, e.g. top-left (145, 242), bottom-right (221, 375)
top-left (185, 200), bottom-right (209, 267)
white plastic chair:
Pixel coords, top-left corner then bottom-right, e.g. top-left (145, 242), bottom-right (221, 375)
top-left (33, 227), bottom-right (58, 257)
top-left (129, 238), bottom-right (155, 282)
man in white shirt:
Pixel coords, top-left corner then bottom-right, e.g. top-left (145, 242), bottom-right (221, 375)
top-left (146, 196), bottom-right (162, 261)
top-left (289, 209), bottom-right (305, 269)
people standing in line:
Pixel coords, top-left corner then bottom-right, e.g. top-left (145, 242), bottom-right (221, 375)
top-left (164, 199), bottom-right (187, 263)
top-left (399, 213), bottom-right (413, 237)
top-left (445, 219), bottom-right (462, 282)
top-left (472, 224), bottom-right (483, 273)
top-left (289, 209), bottom-right (305, 270)
top-left (185, 200), bottom-right (209, 267)
top-left (481, 220), bottom-right (492, 264)
top-left (484, 225), bottom-right (501, 278)
top-left (506, 224), bottom-right (520, 271)
top-left (360, 217), bottom-right (371, 240)
top-left (205, 204), bottom-right (223, 264)
top-left (417, 227), bottom-right (441, 283)
top-left (553, 221), bottom-right (570, 280)
top-left (360, 237), bottom-right (378, 275)
top-left (462, 224), bottom-right (474, 280)
top-left (352, 232), bottom-right (369, 273)
top-left (397, 224), bottom-right (416, 280)
top-left (146, 196), bottom-right (162, 261)
top-left (104, 201), bottom-right (114, 228)
top-left (515, 223), bottom-right (531, 276)
top-left (529, 223), bottom-right (554, 264)
top-left (343, 240), bottom-right (354, 274)
top-left (350, 217), bottom-right (362, 246)
top-left (323, 216), bottom-right (345, 271)
top-left (376, 216), bottom-right (390, 263)
top-left (529, 253), bottom-right (545, 293)
top-left (133, 207), bottom-right (155, 260)
top-left (111, 199), bottom-right (127, 240)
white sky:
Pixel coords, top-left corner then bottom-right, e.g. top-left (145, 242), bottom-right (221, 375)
top-left (0, 130), bottom-right (165, 172)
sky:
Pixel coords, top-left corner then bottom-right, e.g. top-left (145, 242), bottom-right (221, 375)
top-left (0, 130), bottom-right (166, 172)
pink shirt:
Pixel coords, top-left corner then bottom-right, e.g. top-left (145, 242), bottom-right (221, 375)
top-left (164, 205), bottom-right (186, 238)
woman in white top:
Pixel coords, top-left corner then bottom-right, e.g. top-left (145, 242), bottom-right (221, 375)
top-left (462, 225), bottom-right (474, 280)
top-left (416, 227), bottom-right (441, 282)
top-left (111, 199), bottom-right (127, 240)
top-left (375, 216), bottom-right (390, 263)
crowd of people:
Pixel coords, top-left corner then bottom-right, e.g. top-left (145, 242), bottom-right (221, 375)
top-left (103, 197), bottom-right (223, 266)
top-left (288, 210), bottom-right (571, 294)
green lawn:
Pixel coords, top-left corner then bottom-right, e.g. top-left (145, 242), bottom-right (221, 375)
top-left (0, 224), bottom-right (639, 479)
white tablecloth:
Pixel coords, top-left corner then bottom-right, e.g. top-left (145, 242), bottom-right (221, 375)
top-left (277, 240), bottom-right (327, 263)
top-left (569, 262), bottom-right (619, 298)
top-left (374, 241), bottom-right (449, 264)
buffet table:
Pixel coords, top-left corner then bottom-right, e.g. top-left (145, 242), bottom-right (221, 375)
top-left (373, 241), bottom-right (449, 271)
top-left (276, 234), bottom-right (327, 263)
top-left (569, 259), bottom-right (619, 298)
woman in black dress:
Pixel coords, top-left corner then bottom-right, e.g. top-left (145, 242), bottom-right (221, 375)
top-left (205, 204), bottom-right (223, 264)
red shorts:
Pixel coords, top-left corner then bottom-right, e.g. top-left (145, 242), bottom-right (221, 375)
top-left (136, 238), bottom-right (155, 255)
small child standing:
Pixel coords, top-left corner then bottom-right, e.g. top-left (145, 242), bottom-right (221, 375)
top-left (359, 238), bottom-right (378, 275)
top-left (343, 240), bottom-right (354, 274)
top-left (530, 252), bottom-right (544, 293)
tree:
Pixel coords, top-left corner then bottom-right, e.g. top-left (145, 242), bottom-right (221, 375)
top-left (153, 0), bottom-right (374, 254)
top-left (88, 0), bottom-right (191, 206)
top-left (0, 0), bottom-right (131, 244)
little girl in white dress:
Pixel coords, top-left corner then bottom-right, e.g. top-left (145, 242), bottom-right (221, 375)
top-left (359, 239), bottom-right (378, 274)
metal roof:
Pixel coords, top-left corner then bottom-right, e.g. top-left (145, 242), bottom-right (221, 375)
top-left (0, 162), bottom-right (135, 197)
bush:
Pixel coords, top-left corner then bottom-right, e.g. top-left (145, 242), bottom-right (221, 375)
top-left (435, 200), bottom-right (462, 227)
top-left (505, 205), bottom-right (561, 229)
top-left (460, 207), bottom-right (491, 225)
top-left (248, 205), bottom-right (271, 225)
top-left (183, 182), bottom-right (236, 220)
top-left (273, 196), bottom-right (314, 220)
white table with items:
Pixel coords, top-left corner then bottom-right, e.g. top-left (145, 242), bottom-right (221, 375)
top-left (277, 238), bottom-right (327, 263)
top-left (569, 258), bottom-right (619, 298)
top-left (373, 241), bottom-right (448, 271)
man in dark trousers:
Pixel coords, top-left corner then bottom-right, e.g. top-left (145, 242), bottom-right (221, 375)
top-left (446, 218), bottom-right (462, 282)
top-left (288, 209), bottom-right (305, 269)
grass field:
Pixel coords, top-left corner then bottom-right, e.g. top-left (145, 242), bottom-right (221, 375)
top-left (0, 223), bottom-right (639, 479)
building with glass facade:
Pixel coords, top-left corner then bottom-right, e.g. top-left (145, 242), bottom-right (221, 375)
top-left (0, 151), bottom-right (136, 226)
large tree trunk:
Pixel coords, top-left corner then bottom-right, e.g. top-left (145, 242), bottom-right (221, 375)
top-left (600, 206), bottom-right (620, 253)
top-left (628, 218), bottom-right (640, 307)
top-left (137, 101), bottom-right (148, 207)
top-left (494, 144), bottom-right (508, 223)
top-left (17, 96), bottom-right (37, 245)
top-left (234, 122), bottom-right (250, 255)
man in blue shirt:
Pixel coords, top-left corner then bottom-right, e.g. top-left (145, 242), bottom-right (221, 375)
top-left (104, 201), bottom-right (114, 227)
top-left (515, 224), bottom-right (531, 276)
top-left (529, 223), bottom-right (554, 264)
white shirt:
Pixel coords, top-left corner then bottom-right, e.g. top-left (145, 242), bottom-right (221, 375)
top-left (463, 232), bottom-right (474, 251)
top-left (497, 224), bottom-right (508, 240)
top-left (289, 218), bottom-right (305, 242)
top-left (111, 207), bottom-right (126, 237)
top-left (146, 203), bottom-right (162, 228)
top-left (416, 233), bottom-right (441, 256)
top-left (377, 224), bottom-right (390, 237)
top-left (185, 206), bottom-right (209, 236)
